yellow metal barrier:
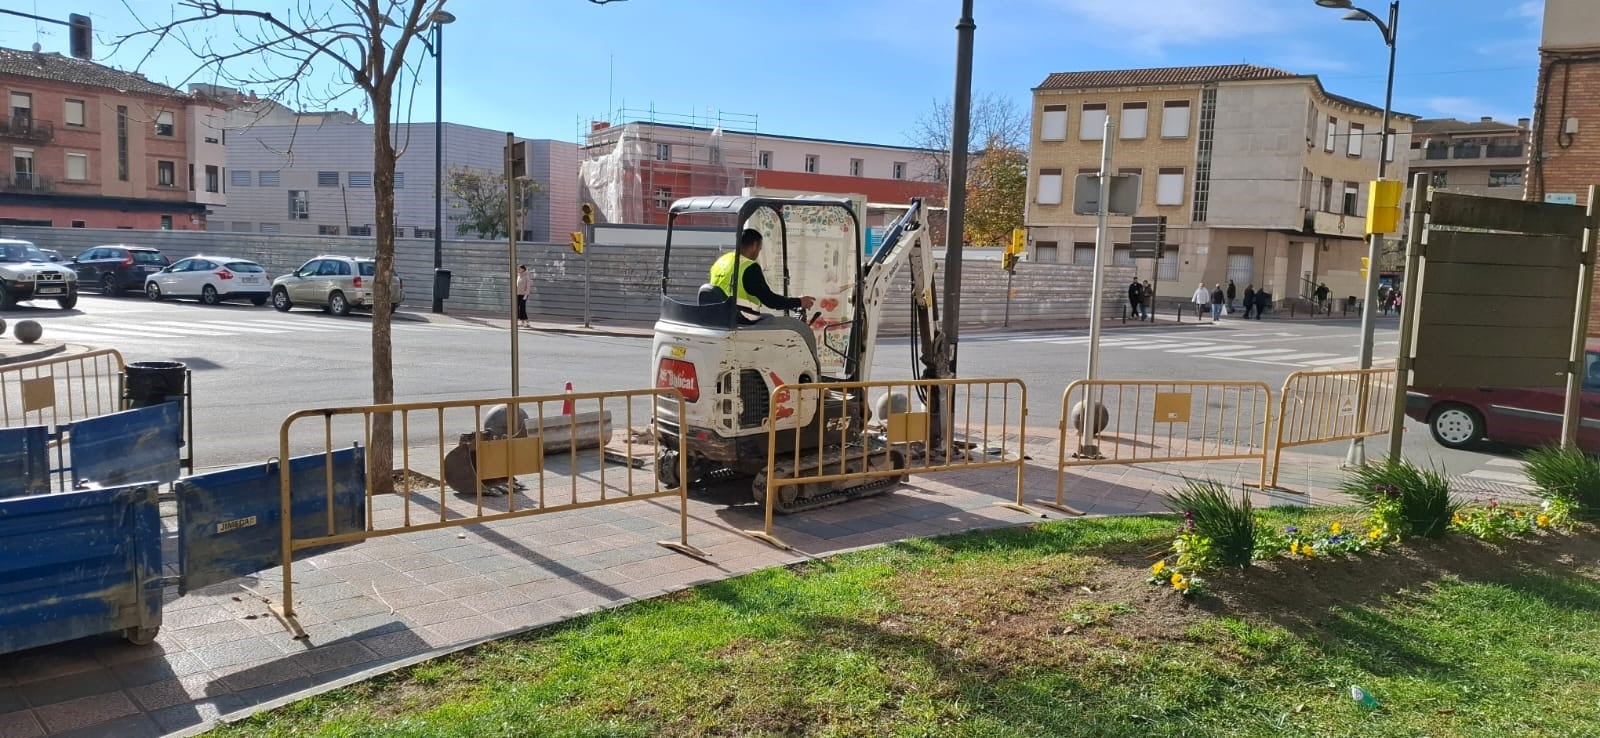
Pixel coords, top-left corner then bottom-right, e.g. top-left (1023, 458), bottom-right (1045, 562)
top-left (750, 377), bottom-right (1033, 550)
top-left (1262, 368), bottom-right (1396, 490)
top-left (276, 387), bottom-right (702, 621)
top-left (1052, 379), bottom-right (1273, 514)
top-left (0, 348), bottom-right (125, 428)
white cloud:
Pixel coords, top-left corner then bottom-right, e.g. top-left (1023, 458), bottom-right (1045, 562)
top-left (1422, 96), bottom-right (1522, 124)
top-left (1036, 0), bottom-right (1296, 55)
top-left (1514, 0), bottom-right (1544, 22)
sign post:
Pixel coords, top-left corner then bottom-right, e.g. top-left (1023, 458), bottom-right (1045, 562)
top-left (1002, 228), bottom-right (1024, 327)
top-left (1131, 215), bottom-right (1166, 321)
top-left (580, 203), bottom-right (595, 328)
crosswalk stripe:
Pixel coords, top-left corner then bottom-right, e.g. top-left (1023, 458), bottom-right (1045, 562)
top-left (1121, 342), bottom-right (1193, 350)
top-left (41, 323), bottom-right (192, 339)
top-left (1268, 353), bottom-right (1340, 362)
top-left (247, 318), bottom-right (367, 332)
top-left (1163, 343), bottom-right (1248, 354)
top-left (1300, 356), bottom-right (1362, 366)
top-left (144, 320), bottom-right (282, 335)
top-left (1462, 470), bottom-right (1533, 487)
top-left (1484, 458), bottom-right (1524, 468)
top-left (1215, 348), bottom-right (1305, 358)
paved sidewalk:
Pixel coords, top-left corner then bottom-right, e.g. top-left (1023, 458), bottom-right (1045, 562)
top-left (0, 436), bottom-right (1469, 738)
top-left (0, 339), bottom-right (66, 366)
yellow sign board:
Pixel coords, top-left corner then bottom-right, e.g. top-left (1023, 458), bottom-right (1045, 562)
top-left (1153, 392), bottom-right (1191, 424)
top-left (887, 411), bottom-right (930, 444)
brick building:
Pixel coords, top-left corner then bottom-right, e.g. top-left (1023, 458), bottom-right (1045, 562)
top-left (1409, 117), bottom-right (1530, 199)
top-left (0, 47), bottom-right (219, 229)
top-left (1531, 0), bottom-right (1600, 333)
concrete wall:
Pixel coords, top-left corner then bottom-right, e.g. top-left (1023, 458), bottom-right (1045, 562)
top-left (1543, 0), bottom-right (1600, 50)
top-left (0, 224), bottom-right (1128, 332)
top-left (1208, 83), bottom-right (1307, 229)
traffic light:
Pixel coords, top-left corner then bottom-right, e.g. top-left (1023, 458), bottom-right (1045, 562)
top-left (1009, 228), bottom-right (1026, 254)
top-left (1360, 256), bottom-right (1371, 281)
top-left (507, 140), bottom-right (527, 179)
top-left (1365, 179), bottom-right (1403, 235)
top-left (569, 231), bottom-right (585, 254)
top-left (68, 14), bottom-right (91, 60)
top-left (580, 203), bottom-right (595, 225)
top-left (1001, 251), bottom-right (1018, 272)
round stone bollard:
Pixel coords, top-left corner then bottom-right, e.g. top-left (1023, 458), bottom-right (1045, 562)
top-left (1070, 400), bottom-right (1110, 435)
top-left (482, 403), bottom-right (532, 438)
top-left (13, 320), bottom-right (42, 345)
top-left (0, 318), bottom-right (7, 336)
top-left (873, 390), bottom-right (919, 424)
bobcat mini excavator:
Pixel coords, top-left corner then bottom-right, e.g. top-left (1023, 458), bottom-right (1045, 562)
top-left (651, 195), bottom-right (953, 514)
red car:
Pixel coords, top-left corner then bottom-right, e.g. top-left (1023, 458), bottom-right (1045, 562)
top-left (1405, 343), bottom-right (1600, 451)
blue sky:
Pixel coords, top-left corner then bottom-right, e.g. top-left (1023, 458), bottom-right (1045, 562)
top-left (4, 0), bottom-right (1548, 145)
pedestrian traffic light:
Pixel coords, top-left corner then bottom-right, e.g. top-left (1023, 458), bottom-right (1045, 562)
top-left (580, 203), bottom-right (595, 225)
top-left (570, 231), bottom-right (585, 254)
top-left (68, 14), bottom-right (92, 60)
top-left (1009, 228), bottom-right (1025, 254)
top-left (1360, 256), bottom-right (1371, 281)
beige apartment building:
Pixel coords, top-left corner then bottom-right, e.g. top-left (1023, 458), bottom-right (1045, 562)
top-left (1409, 117), bottom-right (1530, 199)
top-left (1024, 64), bottom-right (1416, 302)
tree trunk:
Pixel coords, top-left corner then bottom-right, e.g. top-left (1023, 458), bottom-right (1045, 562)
top-left (368, 63), bottom-right (397, 494)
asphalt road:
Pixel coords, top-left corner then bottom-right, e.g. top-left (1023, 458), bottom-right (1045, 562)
top-left (5, 292), bottom-right (1515, 483)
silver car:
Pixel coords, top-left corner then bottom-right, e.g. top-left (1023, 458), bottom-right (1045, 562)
top-left (0, 238), bottom-right (79, 310)
top-left (270, 255), bottom-right (404, 316)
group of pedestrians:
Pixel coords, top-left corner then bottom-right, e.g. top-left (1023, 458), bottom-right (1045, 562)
top-left (1125, 279), bottom-right (1156, 321)
top-left (1189, 279), bottom-right (1270, 321)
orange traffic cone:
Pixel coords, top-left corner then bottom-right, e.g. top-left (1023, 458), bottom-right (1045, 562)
top-left (561, 381), bottom-right (574, 416)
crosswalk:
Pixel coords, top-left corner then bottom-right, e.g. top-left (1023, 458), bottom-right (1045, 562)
top-left (25, 311), bottom-right (500, 345)
top-left (983, 329), bottom-right (1398, 369)
top-left (1453, 457), bottom-right (1537, 496)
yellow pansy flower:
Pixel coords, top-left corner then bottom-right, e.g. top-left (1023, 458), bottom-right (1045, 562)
top-left (1172, 574), bottom-right (1189, 591)
top-left (1152, 560), bottom-right (1167, 576)
top-left (1290, 541), bottom-right (1300, 556)
top-left (1537, 514), bottom-right (1550, 528)
top-left (1302, 545), bottom-right (1316, 558)
top-left (1368, 527), bottom-right (1383, 540)
top-left (1330, 522), bottom-right (1343, 535)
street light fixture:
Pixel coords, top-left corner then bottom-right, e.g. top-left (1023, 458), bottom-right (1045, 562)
top-left (429, 9), bottom-right (456, 315)
top-left (1313, 0), bottom-right (1399, 467)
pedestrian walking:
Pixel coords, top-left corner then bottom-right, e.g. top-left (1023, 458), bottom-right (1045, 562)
top-left (1192, 283), bottom-right (1210, 321)
top-left (516, 264), bottom-right (532, 328)
top-left (1226, 279), bottom-right (1237, 314)
top-left (1140, 280), bottom-right (1154, 321)
top-left (1210, 284), bottom-right (1225, 321)
top-left (1314, 282), bottom-right (1330, 315)
top-left (1253, 288), bottom-right (1270, 320)
top-left (1242, 284), bottom-right (1256, 319)
top-left (1127, 279), bottom-right (1142, 322)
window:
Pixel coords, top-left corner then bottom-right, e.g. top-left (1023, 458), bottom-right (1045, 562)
top-left (9, 92), bottom-right (30, 121)
top-left (1489, 169), bottom-right (1523, 188)
top-left (65, 152), bottom-right (88, 181)
top-left (1121, 102), bottom-right (1148, 139)
top-left (160, 215), bottom-right (172, 230)
top-left (1343, 183), bottom-right (1359, 215)
top-left (348, 172), bottom-right (372, 188)
top-left (1158, 249), bottom-right (1179, 280)
top-left (12, 148), bottom-right (33, 188)
top-left (1425, 139), bottom-right (1449, 160)
top-left (205, 165), bottom-right (220, 193)
top-left (157, 160), bottom-right (176, 187)
top-left (318, 225), bottom-right (341, 236)
top-left (1453, 139), bottom-right (1482, 159)
top-left (1431, 170), bottom-right (1448, 187)
top-left (1040, 104), bottom-right (1068, 141)
top-left (1034, 241), bottom-right (1059, 264)
top-left (1227, 252), bottom-right (1254, 285)
top-left (318, 171), bottom-right (340, 187)
top-left (850, 158), bottom-right (863, 177)
top-left (1325, 116), bottom-right (1338, 152)
top-left (231, 169), bottom-right (252, 187)
top-left (1347, 123), bottom-right (1365, 157)
top-left (64, 99), bottom-right (84, 127)
top-left (188, 163), bottom-right (195, 191)
top-left (1320, 177), bottom-right (1333, 211)
top-left (1036, 168), bottom-right (1063, 205)
top-left (232, 222), bottom-right (252, 232)
top-left (1486, 138), bottom-right (1524, 158)
top-left (1156, 167), bottom-right (1185, 206)
top-left (155, 111), bottom-right (174, 137)
top-left (655, 187), bottom-right (673, 209)
top-left (1073, 243), bottom-right (1097, 266)
top-left (805, 154), bottom-right (819, 173)
top-left (259, 171), bottom-right (280, 187)
top-left (288, 190), bottom-right (309, 219)
top-left (116, 106), bottom-right (129, 181)
top-left (415, 228), bottom-right (435, 239)
top-left (1080, 103), bottom-right (1107, 140)
top-left (348, 225), bottom-right (372, 237)
top-left (1161, 101), bottom-right (1192, 138)
top-left (655, 143), bottom-right (671, 162)
top-left (71, 220), bottom-right (85, 228)
top-left (259, 223), bottom-right (281, 234)
top-left (1112, 246), bottom-right (1135, 268)
top-left (759, 150), bottom-right (773, 169)
top-left (394, 172), bottom-right (405, 189)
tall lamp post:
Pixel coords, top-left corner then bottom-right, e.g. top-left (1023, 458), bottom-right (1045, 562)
top-left (1314, 0), bottom-right (1398, 467)
top-left (430, 9), bottom-right (456, 314)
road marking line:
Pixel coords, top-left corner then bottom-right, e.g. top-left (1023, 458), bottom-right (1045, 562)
top-left (1210, 348), bottom-right (1306, 358)
top-left (1269, 352), bottom-right (1340, 362)
top-left (1484, 458), bottom-right (1525, 468)
top-left (42, 322), bottom-right (194, 338)
top-left (246, 318), bottom-right (366, 332)
top-left (1162, 343), bottom-right (1250, 354)
top-left (1120, 342), bottom-right (1193, 350)
top-left (147, 320), bottom-right (287, 335)
top-left (1462, 470), bottom-right (1534, 486)
top-left (1301, 356), bottom-right (1363, 366)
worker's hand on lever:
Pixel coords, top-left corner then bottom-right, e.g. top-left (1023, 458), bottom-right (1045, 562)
top-left (800, 296), bottom-right (816, 310)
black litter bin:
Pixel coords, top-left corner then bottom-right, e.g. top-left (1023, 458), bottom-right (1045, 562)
top-left (433, 268), bottom-right (452, 301)
top-left (125, 361), bottom-right (187, 409)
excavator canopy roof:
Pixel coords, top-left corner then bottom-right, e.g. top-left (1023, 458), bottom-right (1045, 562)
top-left (666, 195), bottom-right (857, 222)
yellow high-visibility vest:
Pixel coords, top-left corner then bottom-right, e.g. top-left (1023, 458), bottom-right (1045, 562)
top-left (709, 251), bottom-right (760, 306)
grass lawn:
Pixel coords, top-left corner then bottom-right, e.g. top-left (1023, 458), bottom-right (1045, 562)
top-left (218, 508), bottom-right (1600, 737)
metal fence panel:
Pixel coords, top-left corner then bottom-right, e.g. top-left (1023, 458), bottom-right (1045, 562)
top-left (1264, 368), bottom-right (1396, 489)
top-left (0, 348), bottom-right (125, 428)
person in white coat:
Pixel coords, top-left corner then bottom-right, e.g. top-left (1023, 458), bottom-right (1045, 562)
top-left (1192, 283), bottom-right (1210, 321)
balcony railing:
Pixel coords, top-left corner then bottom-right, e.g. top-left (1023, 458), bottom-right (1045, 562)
top-left (1485, 143), bottom-right (1525, 159)
top-left (0, 116), bottom-right (53, 143)
top-left (1, 171), bottom-right (52, 193)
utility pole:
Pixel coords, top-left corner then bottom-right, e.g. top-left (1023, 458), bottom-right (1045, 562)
top-left (506, 133), bottom-right (521, 398)
top-left (942, 0), bottom-right (975, 376)
top-left (1086, 115), bottom-right (1115, 382)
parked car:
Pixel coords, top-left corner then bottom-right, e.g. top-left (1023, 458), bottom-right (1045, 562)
top-left (0, 238), bottom-right (78, 309)
top-left (144, 256), bottom-right (272, 306)
top-left (71, 245), bottom-right (171, 296)
top-left (270, 256), bottom-right (404, 316)
top-left (1405, 342), bottom-right (1600, 451)
top-left (38, 248), bottom-right (63, 263)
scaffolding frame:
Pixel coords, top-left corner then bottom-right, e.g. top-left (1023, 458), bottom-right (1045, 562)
top-left (580, 107), bottom-right (760, 225)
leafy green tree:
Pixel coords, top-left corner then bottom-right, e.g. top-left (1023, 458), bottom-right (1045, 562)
top-left (447, 168), bottom-right (545, 239)
top-left (963, 137), bottom-right (1027, 247)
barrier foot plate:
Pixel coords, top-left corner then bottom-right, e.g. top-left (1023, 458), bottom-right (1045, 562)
top-left (657, 540), bottom-right (712, 561)
top-left (1243, 482), bottom-right (1308, 496)
top-left (1036, 500), bottom-right (1087, 516)
top-left (742, 528), bottom-right (792, 551)
top-left (995, 501), bottom-right (1048, 518)
top-left (266, 603), bottom-right (309, 640)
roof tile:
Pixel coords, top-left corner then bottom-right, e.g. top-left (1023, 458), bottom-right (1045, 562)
top-left (1036, 64), bottom-right (1301, 91)
top-left (0, 47), bottom-right (186, 99)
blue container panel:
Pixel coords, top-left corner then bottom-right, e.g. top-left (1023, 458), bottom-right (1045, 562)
top-left (71, 403), bottom-right (182, 487)
top-left (0, 483), bottom-right (162, 656)
top-left (0, 425), bottom-right (49, 499)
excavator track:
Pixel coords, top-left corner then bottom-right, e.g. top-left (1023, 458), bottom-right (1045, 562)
top-left (752, 445), bottom-right (907, 514)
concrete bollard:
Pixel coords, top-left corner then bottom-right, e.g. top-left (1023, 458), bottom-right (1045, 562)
top-left (14, 320), bottom-right (41, 344)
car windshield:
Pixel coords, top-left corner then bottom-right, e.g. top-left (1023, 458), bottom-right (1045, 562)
top-left (225, 262), bottom-right (265, 273)
top-left (0, 243), bottom-right (49, 263)
top-left (358, 262), bottom-right (376, 277)
top-left (132, 251), bottom-right (168, 265)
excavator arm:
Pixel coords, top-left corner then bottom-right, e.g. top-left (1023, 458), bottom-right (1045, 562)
top-left (853, 198), bottom-right (951, 386)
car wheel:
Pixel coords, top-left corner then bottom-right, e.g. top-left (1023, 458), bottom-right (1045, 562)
top-left (201, 285), bottom-right (220, 306)
top-left (145, 282), bottom-right (163, 301)
top-left (0, 282), bottom-right (14, 310)
top-left (1429, 404), bottom-right (1484, 450)
top-left (100, 274), bottom-right (119, 296)
top-left (56, 289), bottom-right (77, 310)
top-left (390, 303), bottom-right (400, 315)
top-left (329, 291), bottom-right (351, 317)
top-left (250, 294), bottom-right (268, 307)
top-left (272, 288), bottom-right (293, 312)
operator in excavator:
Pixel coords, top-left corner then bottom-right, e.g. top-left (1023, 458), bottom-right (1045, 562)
top-left (710, 228), bottom-right (816, 322)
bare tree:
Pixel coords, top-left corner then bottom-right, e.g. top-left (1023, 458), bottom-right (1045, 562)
top-left (113, 0), bottom-right (626, 492)
top-left (907, 91), bottom-right (1030, 185)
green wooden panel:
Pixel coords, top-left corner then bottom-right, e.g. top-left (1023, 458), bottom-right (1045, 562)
top-left (1414, 294), bottom-right (1576, 328)
top-left (1414, 324), bottom-right (1573, 359)
top-left (1412, 355), bottom-right (1571, 390)
top-left (1430, 192), bottom-right (1589, 236)
top-left (1426, 230), bottom-right (1580, 268)
top-left (1422, 262), bottom-right (1579, 299)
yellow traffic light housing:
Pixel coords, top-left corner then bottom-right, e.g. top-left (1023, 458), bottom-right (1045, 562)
top-left (1365, 179), bottom-right (1403, 235)
top-left (570, 231), bottom-right (585, 254)
top-left (580, 203), bottom-right (595, 225)
top-left (1009, 228), bottom-right (1026, 254)
top-left (1359, 256), bottom-right (1371, 281)
top-left (1001, 252), bottom-right (1018, 272)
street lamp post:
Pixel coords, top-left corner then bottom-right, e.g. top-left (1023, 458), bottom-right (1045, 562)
top-left (430, 10), bottom-right (456, 315)
top-left (1315, 0), bottom-right (1399, 467)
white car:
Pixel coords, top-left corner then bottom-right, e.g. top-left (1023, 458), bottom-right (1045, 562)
top-left (0, 238), bottom-right (78, 310)
top-left (144, 256), bottom-right (272, 306)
